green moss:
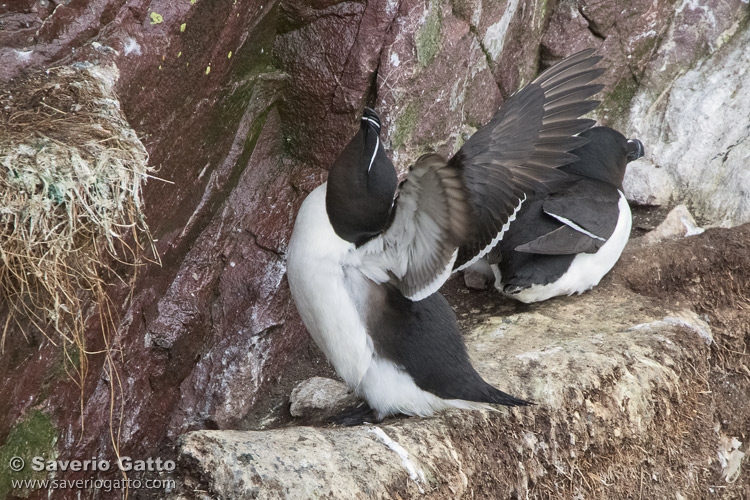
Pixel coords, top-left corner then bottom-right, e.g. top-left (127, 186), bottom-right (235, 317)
top-left (0, 411), bottom-right (58, 499)
top-left (539, 0), bottom-right (548, 20)
top-left (450, 0), bottom-right (473, 24)
top-left (49, 343), bottom-right (82, 390)
top-left (632, 34), bottom-right (657, 65)
top-left (236, 107), bottom-right (271, 175)
top-left (390, 101), bottom-right (420, 150)
top-left (416, 0), bottom-right (442, 67)
top-left (600, 77), bottom-right (638, 124)
top-left (454, 132), bottom-right (465, 152)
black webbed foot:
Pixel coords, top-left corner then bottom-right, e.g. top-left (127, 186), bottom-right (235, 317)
top-left (326, 402), bottom-right (380, 427)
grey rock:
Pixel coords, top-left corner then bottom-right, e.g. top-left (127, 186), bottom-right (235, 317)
top-left (288, 376), bottom-right (358, 420)
top-left (462, 260), bottom-right (494, 290)
top-left (623, 21), bottom-right (750, 227)
top-left (622, 159), bottom-right (678, 207)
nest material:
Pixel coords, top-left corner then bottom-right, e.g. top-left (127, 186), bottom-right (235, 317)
top-left (0, 62), bottom-right (155, 360)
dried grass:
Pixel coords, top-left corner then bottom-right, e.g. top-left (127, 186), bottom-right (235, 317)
top-left (0, 63), bottom-right (157, 395)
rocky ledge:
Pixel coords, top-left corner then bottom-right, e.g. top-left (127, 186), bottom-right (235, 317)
top-left (169, 222), bottom-right (749, 499)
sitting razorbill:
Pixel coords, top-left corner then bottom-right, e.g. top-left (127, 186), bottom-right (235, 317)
top-left (488, 126), bottom-right (644, 303)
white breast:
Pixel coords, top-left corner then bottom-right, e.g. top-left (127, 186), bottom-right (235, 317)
top-left (287, 184), bottom-right (374, 388)
top-left (287, 184), bottom-right (493, 419)
top-left (496, 191), bottom-right (632, 303)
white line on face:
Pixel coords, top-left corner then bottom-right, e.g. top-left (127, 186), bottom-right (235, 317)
top-left (368, 134), bottom-right (380, 173)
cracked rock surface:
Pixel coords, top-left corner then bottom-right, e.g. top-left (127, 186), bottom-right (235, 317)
top-left (172, 225), bottom-right (750, 499)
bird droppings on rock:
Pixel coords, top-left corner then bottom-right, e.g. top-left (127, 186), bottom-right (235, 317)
top-left (368, 426), bottom-right (428, 494)
top-left (640, 204), bottom-right (704, 246)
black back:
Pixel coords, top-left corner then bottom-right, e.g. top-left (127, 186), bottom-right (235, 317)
top-left (488, 180), bottom-right (615, 287)
top-left (326, 109), bottom-right (398, 246)
top-left (366, 284), bottom-right (528, 406)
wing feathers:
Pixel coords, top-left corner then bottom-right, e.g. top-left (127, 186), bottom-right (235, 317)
top-left (360, 50), bottom-right (604, 300)
top-left (359, 154), bottom-right (473, 300)
top-left (452, 50), bottom-right (604, 269)
top-left (515, 224), bottom-right (603, 255)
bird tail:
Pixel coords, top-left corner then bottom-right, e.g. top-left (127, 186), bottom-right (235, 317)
top-left (485, 386), bottom-right (533, 407)
top-left (446, 388), bottom-right (532, 412)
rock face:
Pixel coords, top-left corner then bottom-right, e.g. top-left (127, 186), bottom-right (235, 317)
top-left (0, 1), bottom-right (749, 499)
top-left (623, 18), bottom-right (750, 225)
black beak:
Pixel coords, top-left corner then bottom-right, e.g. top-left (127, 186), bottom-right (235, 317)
top-left (362, 108), bottom-right (381, 134)
top-left (626, 139), bottom-right (644, 162)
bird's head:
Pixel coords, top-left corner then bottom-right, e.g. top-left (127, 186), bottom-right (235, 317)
top-left (626, 137), bottom-right (644, 162)
top-left (562, 127), bottom-right (645, 188)
top-left (326, 108), bottom-right (398, 246)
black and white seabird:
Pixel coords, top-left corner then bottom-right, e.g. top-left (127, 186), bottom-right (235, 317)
top-left (287, 50), bottom-right (605, 420)
top-left (487, 126), bottom-right (644, 303)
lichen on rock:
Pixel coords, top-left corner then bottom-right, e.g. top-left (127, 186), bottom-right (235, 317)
top-left (415, 0), bottom-right (443, 66)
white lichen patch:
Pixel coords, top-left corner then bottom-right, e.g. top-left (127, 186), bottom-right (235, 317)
top-left (516, 346), bottom-right (563, 361)
top-left (628, 310), bottom-right (713, 345)
top-left (718, 433), bottom-right (745, 483)
top-left (15, 49), bottom-right (33, 61)
top-left (124, 37), bottom-right (142, 56)
top-left (482, 0), bottom-right (520, 61)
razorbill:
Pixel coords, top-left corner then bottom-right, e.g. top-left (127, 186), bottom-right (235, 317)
top-left (488, 126), bottom-right (645, 303)
top-left (287, 50), bottom-right (605, 420)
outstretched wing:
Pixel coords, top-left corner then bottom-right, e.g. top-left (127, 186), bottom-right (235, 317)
top-left (357, 154), bottom-right (473, 301)
top-left (357, 50), bottom-right (604, 301)
top-left (454, 49), bottom-right (604, 269)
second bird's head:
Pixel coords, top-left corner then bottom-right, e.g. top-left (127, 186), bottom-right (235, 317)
top-left (560, 127), bottom-right (645, 187)
top-left (326, 108), bottom-right (399, 246)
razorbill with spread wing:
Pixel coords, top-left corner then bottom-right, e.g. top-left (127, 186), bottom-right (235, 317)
top-left (488, 126), bottom-right (644, 303)
top-left (287, 50), bottom-right (605, 420)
